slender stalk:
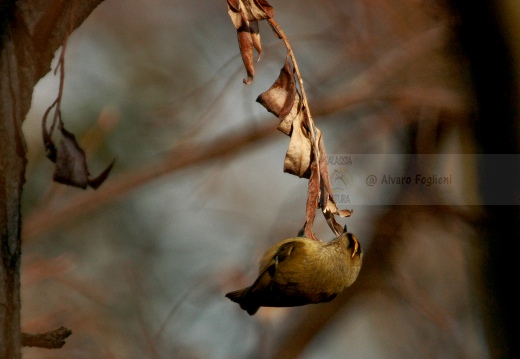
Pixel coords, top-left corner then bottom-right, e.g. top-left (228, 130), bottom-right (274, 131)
top-left (267, 18), bottom-right (324, 240)
top-left (267, 18), bottom-right (322, 165)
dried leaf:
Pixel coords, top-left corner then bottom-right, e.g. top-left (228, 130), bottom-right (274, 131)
top-left (227, 0), bottom-right (240, 13)
top-left (236, 19), bottom-right (255, 84)
top-left (227, 0), bottom-right (243, 27)
top-left (249, 21), bottom-right (262, 59)
top-left (277, 92), bottom-right (300, 135)
top-left (303, 161), bottom-right (320, 240)
top-left (283, 111), bottom-right (312, 178)
top-left (256, 57), bottom-right (296, 118)
top-left (50, 126), bottom-right (114, 190)
top-left (231, 0), bottom-right (274, 22)
top-left (39, 31), bottom-right (113, 191)
top-left (317, 135), bottom-right (334, 202)
top-left (338, 208), bottom-right (353, 217)
top-left (227, 0), bottom-right (274, 84)
top-left (316, 136), bottom-right (352, 235)
top-left (88, 159), bottom-right (115, 189)
top-left (256, 58), bottom-right (312, 177)
top-left (254, 0), bottom-right (275, 18)
top-left (322, 195), bottom-right (350, 236)
top-left (53, 126), bottom-right (89, 189)
top-left (226, 0), bottom-right (353, 238)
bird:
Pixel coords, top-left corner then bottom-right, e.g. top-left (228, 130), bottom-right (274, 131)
top-left (225, 231), bottom-right (362, 315)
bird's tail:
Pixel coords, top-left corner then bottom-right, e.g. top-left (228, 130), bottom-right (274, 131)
top-left (225, 287), bottom-right (259, 315)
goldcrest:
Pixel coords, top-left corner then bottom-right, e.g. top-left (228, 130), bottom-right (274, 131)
top-left (225, 232), bottom-right (362, 315)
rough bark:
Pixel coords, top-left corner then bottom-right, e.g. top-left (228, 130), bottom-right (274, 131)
top-left (0, 1), bottom-right (104, 357)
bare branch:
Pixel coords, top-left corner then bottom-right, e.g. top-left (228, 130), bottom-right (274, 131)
top-left (21, 327), bottom-right (72, 349)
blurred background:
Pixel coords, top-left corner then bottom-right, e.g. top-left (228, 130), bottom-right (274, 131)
top-left (19, 0), bottom-right (519, 358)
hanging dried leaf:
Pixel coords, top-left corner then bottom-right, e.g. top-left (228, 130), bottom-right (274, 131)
top-left (87, 159), bottom-right (115, 189)
top-left (40, 34), bottom-right (113, 190)
top-left (45, 125), bottom-right (114, 190)
top-left (318, 147), bottom-right (353, 221)
top-left (302, 136), bottom-right (353, 239)
top-left (256, 57), bottom-right (296, 118)
top-left (236, 19), bottom-right (256, 84)
top-left (303, 160), bottom-right (320, 240)
top-left (256, 57), bottom-right (312, 178)
top-left (283, 111), bottom-right (313, 178)
top-left (277, 92), bottom-right (300, 135)
top-left (317, 136), bottom-right (352, 235)
top-left (227, 0), bottom-right (274, 23)
top-left (249, 21), bottom-right (262, 59)
top-left (227, 0), bottom-right (274, 84)
top-left (53, 126), bottom-right (90, 188)
top-left (317, 136), bottom-right (335, 205)
top-left (256, 58), bottom-right (312, 178)
top-left (256, 58), bottom-right (301, 136)
top-left (322, 194), bottom-right (351, 236)
top-left (255, 51), bottom-right (353, 236)
top-left (229, 9), bottom-right (354, 240)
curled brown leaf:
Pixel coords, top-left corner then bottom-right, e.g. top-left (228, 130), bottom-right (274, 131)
top-left (303, 161), bottom-right (320, 240)
top-left (40, 33), bottom-right (113, 190)
top-left (317, 136), bottom-right (352, 235)
top-left (322, 194), bottom-right (352, 236)
top-left (277, 92), bottom-right (300, 135)
top-left (283, 111), bottom-right (312, 178)
top-left (256, 57), bottom-right (296, 118)
top-left (43, 120), bottom-right (114, 190)
top-left (256, 58), bottom-right (312, 177)
top-left (53, 126), bottom-right (90, 188)
top-left (227, 0), bottom-right (274, 84)
top-left (87, 159), bottom-right (115, 189)
top-left (236, 19), bottom-right (256, 84)
top-left (227, 0), bottom-right (274, 22)
top-left (249, 21), bottom-right (262, 59)
top-left (232, 7), bottom-right (354, 239)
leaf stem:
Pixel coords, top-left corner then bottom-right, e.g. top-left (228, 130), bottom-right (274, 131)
top-left (268, 17), bottom-right (324, 237)
top-left (266, 21), bottom-right (311, 116)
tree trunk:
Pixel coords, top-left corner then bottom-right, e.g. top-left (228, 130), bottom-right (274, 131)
top-left (0, 1), bottom-right (104, 356)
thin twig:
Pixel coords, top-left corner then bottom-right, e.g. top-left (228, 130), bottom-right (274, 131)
top-left (21, 327), bottom-right (72, 349)
top-left (267, 17), bottom-right (329, 239)
top-left (53, 35), bottom-right (68, 129)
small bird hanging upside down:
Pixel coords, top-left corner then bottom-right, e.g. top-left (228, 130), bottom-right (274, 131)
top-left (225, 231), bottom-right (363, 315)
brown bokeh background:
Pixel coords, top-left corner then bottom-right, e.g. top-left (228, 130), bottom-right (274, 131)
top-left (19, 0), bottom-right (519, 358)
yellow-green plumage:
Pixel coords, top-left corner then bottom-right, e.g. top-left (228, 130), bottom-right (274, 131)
top-left (225, 232), bottom-right (362, 315)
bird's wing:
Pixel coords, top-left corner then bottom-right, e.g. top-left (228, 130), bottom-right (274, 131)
top-left (258, 239), bottom-right (302, 271)
top-left (249, 240), bottom-right (303, 294)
